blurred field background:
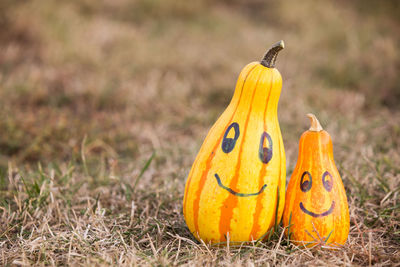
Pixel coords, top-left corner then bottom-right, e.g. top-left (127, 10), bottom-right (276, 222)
top-left (1, 0), bottom-right (399, 265)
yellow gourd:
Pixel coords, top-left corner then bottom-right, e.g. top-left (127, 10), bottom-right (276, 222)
top-left (183, 41), bottom-right (286, 243)
top-left (282, 114), bottom-right (350, 247)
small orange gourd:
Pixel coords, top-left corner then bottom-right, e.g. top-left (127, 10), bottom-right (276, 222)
top-left (183, 41), bottom-right (286, 243)
top-left (282, 114), bottom-right (349, 247)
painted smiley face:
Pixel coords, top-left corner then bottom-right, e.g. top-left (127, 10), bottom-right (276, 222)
top-left (214, 122), bottom-right (272, 197)
top-left (299, 171), bottom-right (335, 217)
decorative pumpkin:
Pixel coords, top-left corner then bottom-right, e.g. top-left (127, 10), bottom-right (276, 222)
top-left (183, 41), bottom-right (286, 243)
top-left (282, 114), bottom-right (349, 247)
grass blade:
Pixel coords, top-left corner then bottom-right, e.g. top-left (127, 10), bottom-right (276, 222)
top-left (132, 152), bottom-right (156, 192)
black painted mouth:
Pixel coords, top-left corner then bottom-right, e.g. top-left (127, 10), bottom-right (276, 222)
top-left (214, 173), bottom-right (267, 197)
top-left (299, 201), bottom-right (335, 217)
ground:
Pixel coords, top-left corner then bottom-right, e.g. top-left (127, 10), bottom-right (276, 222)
top-left (1, 0), bottom-right (399, 265)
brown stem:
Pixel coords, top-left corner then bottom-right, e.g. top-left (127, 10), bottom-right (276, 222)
top-left (307, 113), bottom-right (323, 132)
top-left (260, 40), bottom-right (285, 68)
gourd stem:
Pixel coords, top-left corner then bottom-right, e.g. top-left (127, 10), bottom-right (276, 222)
top-left (260, 40), bottom-right (285, 68)
top-left (307, 113), bottom-right (323, 132)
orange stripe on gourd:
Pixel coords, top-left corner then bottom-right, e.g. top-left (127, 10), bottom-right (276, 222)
top-left (271, 70), bottom-right (286, 234)
top-left (240, 68), bottom-right (282, 240)
top-left (249, 70), bottom-right (274, 240)
top-left (219, 67), bottom-right (263, 241)
top-left (230, 67), bottom-right (274, 241)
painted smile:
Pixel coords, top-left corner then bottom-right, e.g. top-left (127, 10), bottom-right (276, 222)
top-left (299, 201), bottom-right (335, 217)
top-left (214, 173), bottom-right (267, 197)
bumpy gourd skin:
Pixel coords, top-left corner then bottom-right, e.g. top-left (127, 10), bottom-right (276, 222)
top-left (282, 116), bottom-right (350, 247)
top-left (183, 60), bottom-right (286, 243)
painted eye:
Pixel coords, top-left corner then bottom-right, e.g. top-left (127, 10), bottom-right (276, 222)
top-left (259, 132), bottom-right (273, 164)
top-left (221, 122), bottom-right (240, 153)
top-left (300, 171), bottom-right (312, 192)
top-left (322, 171), bottom-right (333, 192)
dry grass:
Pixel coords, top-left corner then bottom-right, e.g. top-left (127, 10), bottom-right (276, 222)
top-left (1, 0), bottom-right (399, 265)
